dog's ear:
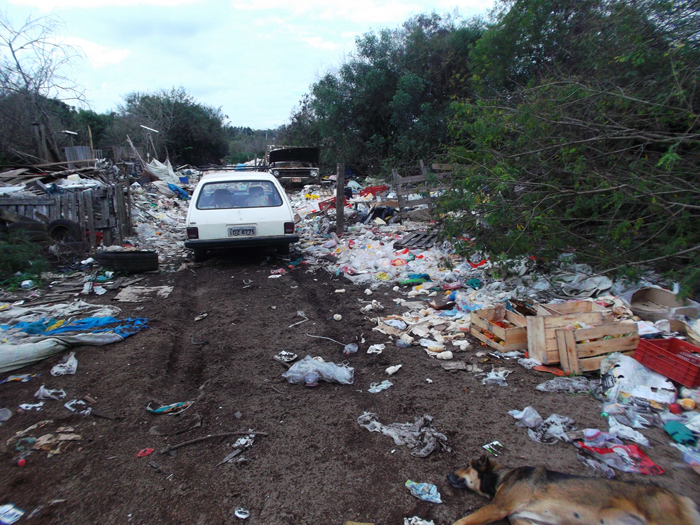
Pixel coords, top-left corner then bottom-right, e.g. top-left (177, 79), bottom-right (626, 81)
top-left (473, 454), bottom-right (492, 472)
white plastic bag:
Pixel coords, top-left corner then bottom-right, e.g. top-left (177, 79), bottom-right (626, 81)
top-left (281, 356), bottom-right (354, 385)
top-left (50, 352), bottom-right (78, 376)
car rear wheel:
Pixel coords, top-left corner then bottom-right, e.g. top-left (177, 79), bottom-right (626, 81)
top-left (276, 243), bottom-right (290, 256)
top-left (193, 248), bottom-right (207, 262)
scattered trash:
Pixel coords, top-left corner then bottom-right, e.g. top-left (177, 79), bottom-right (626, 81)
top-left (136, 448), bottom-right (154, 458)
top-left (64, 399), bottom-right (91, 416)
top-left (386, 364), bottom-right (402, 376)
top-left (344, 343), bottom-right (359, 356)
top-left (404, 517), bottom-right (435, 525)
top-left (367, 344), bottom-right (385, 354)
top-left (194, 313), bottom-right (208, 322)
top-left (274, 351), bottom-right (298, 363)
top-left (0, 504), bottom-right (24, 525)
top-left (482, 440), bottom-right (504, 456)
top-left (217, 432), bottom-right (257, 466)
top-left (333, 314), bottom-right (343, 321)
top-left (146, 401), bottom-right (194, 415)
top-left (282, 356), bottom-right (354, 385)
top-left (50, 352), bottom-right (78, 376)
top-left (34, 385), bottom-right (67, 400)
top-left (575, 442), bottom-right (664, 475)
top-left (288, 311), bottom-right (309, 328)
top-left (664, 421), bottom-right (697, 447)
top-left (509, 407), bottom-right (575, 444)
top-left (357, 412), bottom-right (449, 457)
top-left (600, 353), bottom-right (676, 406)
top-left (234, 507), bottom-right (250, 519)
top-left (405, 480), bottom-right (442, 503)
top-left (577, 452), bottom-right (616, 478)
top-left (0, 407), bottom-right (12, 425)
top-left (19, 402), bottom-right (44, 411)
top-left (114, 285), bottom-right (173, 302)
top-left (536, 377), bottom-right (599, 394)
top-left (1, 374), bottom-right (39, 384)
top-left (481, 367), bottom-right (512, 386)
top-left (368, 380), bottom-right (393, 393)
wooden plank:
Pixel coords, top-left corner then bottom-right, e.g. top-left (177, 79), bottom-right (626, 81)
top-left (573, 323), bottom-right (638, 342)
top-left (579, 351), bottom-right (635, 373)
top-left (85, 189), bottom-right (96, 246)
top-left (557, 329), bottom-right (579, 374)
top-left (401, 197), bottom-right (432, 208)
top-left (527, 316), bottom-right (548, 363)
top-left (575, 334), bottom-right (640, 358)
top-left (114, 184), bottom-right (124, 245)
top-left (470, 326), bottom-right (528, 352)
top-left (77, 191), bottom-right (87, 241)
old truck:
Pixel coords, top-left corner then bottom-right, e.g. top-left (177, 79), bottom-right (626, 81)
top-left (267, 146), bottom-right (320, 186)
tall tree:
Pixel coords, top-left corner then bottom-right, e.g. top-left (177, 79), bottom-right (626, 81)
top-left (0, 12), bottom-right (84, 164)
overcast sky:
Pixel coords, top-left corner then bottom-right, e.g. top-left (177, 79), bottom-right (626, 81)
top-left (3, 0), bottom-right (495, 129)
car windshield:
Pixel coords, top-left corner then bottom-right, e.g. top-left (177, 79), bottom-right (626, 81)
top-left (196, 180), bottom-right (283, 210)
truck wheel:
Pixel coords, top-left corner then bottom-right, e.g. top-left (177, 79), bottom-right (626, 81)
top-left (94, 250), bottom-right (159, 272)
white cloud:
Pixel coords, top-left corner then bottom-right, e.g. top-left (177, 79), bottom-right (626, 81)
top-left (302, 36), bottom-right (337, 50)
top-left (63, 36), bottom-right (130, 69)
top-left (9, 0), bottom-right (197, 8)
top-left (231, 0), bottom-right (422, 23)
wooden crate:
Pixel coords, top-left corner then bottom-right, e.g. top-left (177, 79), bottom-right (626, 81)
top-left (470, 307), bottom-right (528, 352)
top-left (556, 322), bottom-right (640, 373)
top-left (527, 301), bottom-right (613, 365)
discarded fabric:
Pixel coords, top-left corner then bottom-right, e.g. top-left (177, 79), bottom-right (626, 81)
top-left (64, 399), bottom-right (91, 416)
top-left (536, 377), bottom-right (599, 394)
top-left (575, 442), bottom-right (663, 475)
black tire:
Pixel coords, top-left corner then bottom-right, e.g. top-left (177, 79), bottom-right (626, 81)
top-left (193, 248), bottom-right (207, 262)
top-left (276, 243), bottom-right (290, 256)
top-left (48, 219), bottom-right (83, 242)
top-left (7, 221), bottom-right (49, 241)
top-left (94, 250), bottom-right (159, 272)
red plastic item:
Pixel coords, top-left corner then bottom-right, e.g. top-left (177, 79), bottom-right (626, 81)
top-left (318, 196), bottom-right (349, 211)
top-left (359, 185), bottom-right (388, 197)
top-left (634, 338), bottom-right (700, 388)
top-left (136, 448), bottom-right (154, 458)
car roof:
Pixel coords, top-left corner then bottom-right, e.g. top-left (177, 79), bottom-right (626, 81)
top-left (199, 170), bottom-right (278, 183)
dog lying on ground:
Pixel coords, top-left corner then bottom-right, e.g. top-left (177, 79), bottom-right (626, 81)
top-left (447, 455), bottom-right (700, 525)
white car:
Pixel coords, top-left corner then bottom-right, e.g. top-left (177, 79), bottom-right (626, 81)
top-left (185, 170), bottom-right (299, 261)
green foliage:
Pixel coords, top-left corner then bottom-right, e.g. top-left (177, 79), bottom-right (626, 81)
top-left (0, 230), bottom-right (48, 288)
top-left (280, 12), bottom-right (484, 176)
top-left (441, 0), bottom-right (700, 291)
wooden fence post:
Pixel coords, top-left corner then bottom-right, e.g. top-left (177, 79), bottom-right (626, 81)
top-left (336, 162), bottom-right (345, 236)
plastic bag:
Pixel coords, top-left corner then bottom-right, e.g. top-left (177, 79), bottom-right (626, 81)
top-left (34, 385), bottom-right (67, 400)
top-left (405, 480), bottom-right (442, 503)
top-left (282, 356), bottom-right (354, 385)
top-left (536, 377), bottom-right (599, 394)
top-left (608, 416), bottom-right (650, 446)
top-left (509, 406), bottom-right (543, 429)
top-left (599, 353), bottom-right (676, 406)
top-left (50, 352), bottom-right (78, 376)
top-left (481, 367), bottom-right (511, 386)
top-left (577, 452), bottom-right (615, 478)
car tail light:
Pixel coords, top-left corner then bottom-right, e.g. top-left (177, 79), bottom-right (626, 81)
top-left (284, 222), bottom-right (295, 234)
top-left (187, 227), bottom-right (199, 239)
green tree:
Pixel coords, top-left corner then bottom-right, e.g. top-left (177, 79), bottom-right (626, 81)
top-left (442, 0), bottom-right (700, 292)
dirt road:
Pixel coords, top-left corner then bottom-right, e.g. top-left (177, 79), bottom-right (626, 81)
top-left (1, 251), bottom-right (698, 525)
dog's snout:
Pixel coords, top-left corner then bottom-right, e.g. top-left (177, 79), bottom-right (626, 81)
top-left (448, 472), bottom-right (468, 489)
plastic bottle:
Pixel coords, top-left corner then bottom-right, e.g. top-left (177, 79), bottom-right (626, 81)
top-left (583, 429), bottom-right (622, 447)
top-left (343, 343), bottom-right (358, 356)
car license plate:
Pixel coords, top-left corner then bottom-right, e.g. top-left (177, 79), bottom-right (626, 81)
top-left (228, 226), bottom-right (256, 237)
top-left (292, 177), bottom-right (302, 183)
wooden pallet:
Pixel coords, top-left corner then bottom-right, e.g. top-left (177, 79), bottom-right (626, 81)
top-left (393, 231), bottom-right (437, 250)
top-left (470, 308), bottom-right (528, 352)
